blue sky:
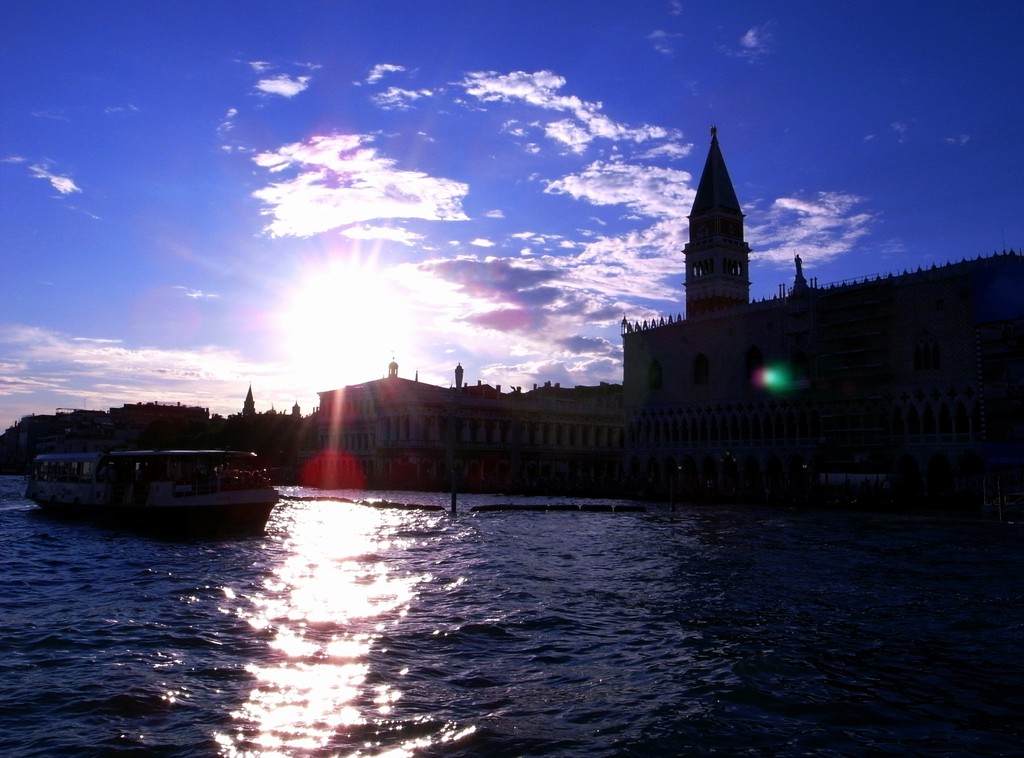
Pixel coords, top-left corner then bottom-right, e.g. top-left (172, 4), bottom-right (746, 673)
top-left (3, 1), bottom-right (1022, 423)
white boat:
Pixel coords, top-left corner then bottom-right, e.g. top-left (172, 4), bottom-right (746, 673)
top-left (25, 450), bottom-right (279, 535)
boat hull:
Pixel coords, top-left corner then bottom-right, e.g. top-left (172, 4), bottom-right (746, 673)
top-left (31, 496), bottom-right (278, 536)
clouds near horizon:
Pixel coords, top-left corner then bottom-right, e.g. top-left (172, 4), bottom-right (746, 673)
top-left (251, 134), bottom-right (469, 238)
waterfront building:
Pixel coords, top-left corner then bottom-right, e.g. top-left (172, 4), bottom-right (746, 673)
top-left (108, 401), bottom-right (210, 431)
top-left (0, 402), bottom-right (212, 470)
top-left (622, 129), bottom-right (1024, 505)
top-left (310, 362), bottom-right (623, 493)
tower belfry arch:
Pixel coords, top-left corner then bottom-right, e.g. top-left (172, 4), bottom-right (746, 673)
top-left (683, 127), bottom-right (751, 316)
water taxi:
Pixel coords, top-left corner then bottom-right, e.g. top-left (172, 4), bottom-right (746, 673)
top-left (25, 450), bottom-right (279, 535)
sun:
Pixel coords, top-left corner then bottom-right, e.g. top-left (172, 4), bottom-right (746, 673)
top-left (276, 255), bottom-right (416, 390)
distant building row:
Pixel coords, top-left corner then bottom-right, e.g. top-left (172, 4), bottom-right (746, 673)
top-left (1, 402), bottom-right (210, 470)
top-left (306, 360), bottom-right (624, 495)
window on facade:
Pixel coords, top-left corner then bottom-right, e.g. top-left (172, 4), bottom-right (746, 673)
top-left (913, 339), bottom-right (941, 370)
top-left (745, 346), bottom-right (763, 384)
top-left (923, 406), bottom-right (936, 435)
top-left (792, 351), bottom-right (811, 385)
top-left (955, 403), bottom-right (969, 437)
top-left (693, 259), bottom-right (714, 277)
top-left (694, 354), bottom-right (710, 385)
top-left (939, 404), bottom-right (952, 435)
top-left (907, 407), bottom-right (921, 436)
top-left (649, 360), bottom-right (663, 389)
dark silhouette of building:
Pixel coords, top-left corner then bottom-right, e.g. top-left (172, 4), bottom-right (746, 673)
top-left (1, 401), bottom-right (211, 469)
top-left (622, 128), bottom-right (1024, 507)
top-left (243, 384), bottom-right (256, 418)
top-left (109, 401), bottom-right (210, 431)
top-left (309, 361), bottom-right (623, 493)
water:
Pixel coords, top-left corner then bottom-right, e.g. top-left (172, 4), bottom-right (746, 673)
top-left (1, 475), bottom-right (1022, 756)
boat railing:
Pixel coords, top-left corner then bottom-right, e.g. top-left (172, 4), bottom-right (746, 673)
top-left (168, 471), bottom-right (269, 497)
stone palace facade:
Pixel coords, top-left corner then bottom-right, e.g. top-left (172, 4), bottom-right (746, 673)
top-left (310, 361), bottom-right (623, 494)
top-left (622, 129), bottom-right (1024, 506)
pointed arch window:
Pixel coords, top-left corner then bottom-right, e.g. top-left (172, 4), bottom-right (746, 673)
top-left (939, 404), bottom-right (953, 436)
top-left (693, 259), bottom-right (714, 277)
top-left (914, 338), bottom-right (941, 370)
top-left (907, 407), bottom-right (921, 436)
top-left (923, 405), bottom-right (936, 436)
top-left (694, 354), bottom-right (710, 385)
top-left (648, 360), bottom-right (663, 390)
top-left (892, 408), bottom-right (905, 437)
top-left (745, 347), bottom-right (763, 384)
top-left (792, 351), bottom-right (812, 386)
top-left (955, 403), bottom-right (970, 439)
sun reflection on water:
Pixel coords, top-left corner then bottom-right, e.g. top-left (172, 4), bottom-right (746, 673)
top-left (214, 502), bottom-right (434, 756)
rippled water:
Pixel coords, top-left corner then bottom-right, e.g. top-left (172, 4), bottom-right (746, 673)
top-left (1, 475), bottom-right (1022, 756)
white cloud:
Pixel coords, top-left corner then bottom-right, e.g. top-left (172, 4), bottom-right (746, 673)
top-left (544, 119), bottom-right (593, 153)
top-left (750, 192), bottom-right (874, 265)
top-left (462, 69), bottom-right (572, 107)
top-left (252, 133), bottom-right (469, 238)
top-left (470, 238), bottom-right (495, 247)
top-left (175, 286), bottom-right (218, 299)
top-left (648, 30), bottom-right (679, 56)
top-left (104, 103), bottom-right (139, 115)
top-left (460, 70), bottom-right (683, 154)
top-left (29, 164), bottom-right (81, 195)
top-left (741, 28), bottom-right (763, 49)
top-left (725, 23), bottom-right (773, 61)
top-left (366, 63), bottom-right (405, 84)
top-left (636, 141), bottom-right (693, 160)
top-left (217, 108), bottom-right (239, 144)
top-left (341, 225), bottom-right (424, 245)
top-left (545, 160), bottom-right (695, 218)
top-left (255, 74), bottom-right (312, 97)
top-left (372, 86), bottom-right (434, 110)
top-left (553, 218), bottom-right (691, 302)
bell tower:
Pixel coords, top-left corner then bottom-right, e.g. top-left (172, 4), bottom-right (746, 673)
top-left (683, 127), bottom-right (751, 316)
top-left (243, 384), bottom-right (256, 418)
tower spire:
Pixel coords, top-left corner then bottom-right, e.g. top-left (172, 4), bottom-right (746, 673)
top-left (683, 128), bottom-right (751, 317)
top-left (690, 126), bottom-right (741, 215)
top-left (243, 384), bottom-right (256, 418)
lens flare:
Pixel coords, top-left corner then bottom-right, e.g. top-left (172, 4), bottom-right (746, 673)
top-left (754, 364), bottom-right (794, 394)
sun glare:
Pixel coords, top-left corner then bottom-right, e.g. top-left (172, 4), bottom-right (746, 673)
top-left (277, 256), bottom-right (416, 389)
